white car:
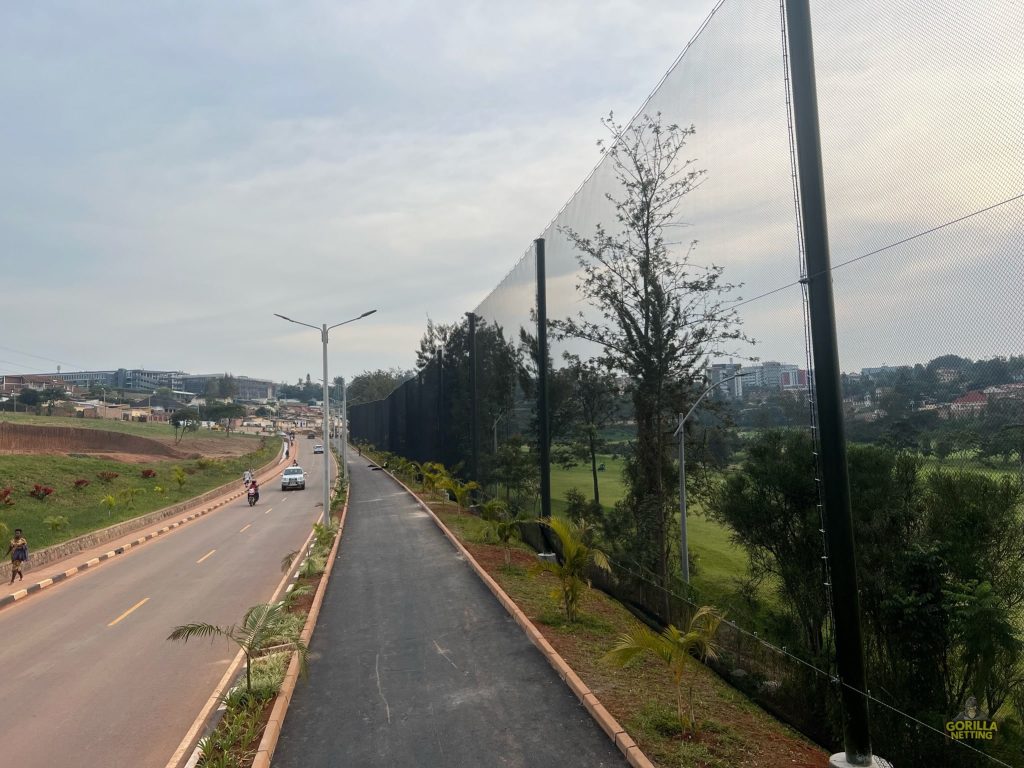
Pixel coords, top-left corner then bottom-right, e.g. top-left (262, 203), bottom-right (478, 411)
top-left (313, 444), bottom-right (324, 454)
top-left (281, 466), bottom-right (306, 491)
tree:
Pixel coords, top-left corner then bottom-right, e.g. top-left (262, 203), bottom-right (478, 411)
top-left (606, 605), bottom-right (723, 735)
top-left (217, 374), bottom-right (237, 399)
top-left (205, 402), bottom-right (245, 435)
top-left (17, 388), bottom-right (40, 408)
top-left (563, 355), bottom-right (619, 507)
top-left (168, 602), bottom-right (308, 699)
top-left (346, 368), bottom-right (413, 406)
top-left (170, 407), bottom-right (200, 445)
top-left (712, 430), bottom-right (827, 655)
top-left (552, 112), bottom-right (745, 600)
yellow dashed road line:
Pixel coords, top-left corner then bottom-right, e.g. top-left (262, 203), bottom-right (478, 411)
top-left (108, 597), bottom-right (150, 627)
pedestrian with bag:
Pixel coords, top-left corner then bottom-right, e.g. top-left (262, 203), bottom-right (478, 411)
top-left (7, 529), bottom-right (28, 584)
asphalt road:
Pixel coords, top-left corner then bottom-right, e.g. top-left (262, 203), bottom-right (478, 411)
top-left (273, 458), bottom-right (626, 768)
top-left (0, 443), bottom-right (324, 768)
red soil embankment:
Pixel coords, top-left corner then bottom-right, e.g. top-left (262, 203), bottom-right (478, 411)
top-left (0, 422), bottom-right (187, 460)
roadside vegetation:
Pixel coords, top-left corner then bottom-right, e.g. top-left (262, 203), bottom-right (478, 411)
top-left (0, 437), bottom-right (278, 549)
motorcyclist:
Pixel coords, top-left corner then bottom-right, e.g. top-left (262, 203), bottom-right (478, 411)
top-left (292, 459), bottom-right (299, 467)
top-left (243, 469), bottom-right (253, 486)
top-left (248, 479), bottom-right (260, 504)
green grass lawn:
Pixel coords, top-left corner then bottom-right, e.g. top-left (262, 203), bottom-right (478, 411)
top-left (549, 456), bottom-right (779, 628)
top-left (1, 412), bottom-right (256, 441)
top-left (0, 438), bottom-right (278, 550)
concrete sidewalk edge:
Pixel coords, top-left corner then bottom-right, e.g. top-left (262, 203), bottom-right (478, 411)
top-left (1, 446), bottom-right (287, 610)
top-left (384, 469), bottom-right (656, 768)
top-left (251, 455), bottom-right (349, 768)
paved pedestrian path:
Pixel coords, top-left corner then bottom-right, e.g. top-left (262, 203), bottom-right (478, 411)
top-left (273, 457), bottom-right (626, 767)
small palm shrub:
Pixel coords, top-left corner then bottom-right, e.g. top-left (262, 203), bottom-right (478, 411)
top-left (533, 517), bottom-right (610, 622)
top-left (168, 602), bottom-right (308, 700)
top-left (605, 605), bottom-right (723, 735)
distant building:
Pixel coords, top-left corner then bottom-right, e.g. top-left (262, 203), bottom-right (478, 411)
top-left (709, 362), bottom-right (743, 400)
top-left (181, 374), bottom-right (276, 402)
top-left (951, 390), bottom-right (987, 416)
top-left (15, 368), bottom-right (276, 401)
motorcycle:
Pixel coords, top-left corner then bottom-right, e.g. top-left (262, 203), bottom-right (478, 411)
top-left (247, 486), bottom-right (259, 506)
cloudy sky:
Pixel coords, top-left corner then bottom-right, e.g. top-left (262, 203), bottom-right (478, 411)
top-left (2, 0), bottom-right (1020, 386)
top-left (0, 0), bottom-right (715, 384)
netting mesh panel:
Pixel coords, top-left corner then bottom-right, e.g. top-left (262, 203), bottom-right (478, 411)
top-left (812, 3), bottom-right (1024, 764)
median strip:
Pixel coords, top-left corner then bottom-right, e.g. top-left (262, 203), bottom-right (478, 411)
top-left (108, 597), bottom-right (150, 627)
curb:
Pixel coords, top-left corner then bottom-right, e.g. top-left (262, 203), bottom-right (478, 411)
top-left (251, 460), bottom-right (349, 768)
top-left (384, 469), bottom-right (655, 768)
top-left (1, 447), bottom-right (288, 610)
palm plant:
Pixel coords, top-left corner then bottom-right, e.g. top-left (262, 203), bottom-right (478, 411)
top-left (168, 602), bottom-right (308, 697)
top-left (481, 500), bottom-right (524, 567)
top-left (534, 517), bottom-right (610, 621)
top-left (419, 462), bottom-right (449, 497)
top-left (441, 477), bottom-right (480, 514)
top-left (605, 605), bottom-right (723, 735)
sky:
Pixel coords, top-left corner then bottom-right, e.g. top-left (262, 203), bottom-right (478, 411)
top-left (0, 0), bottom-right (711, 384)
top-left (1, 1), bottom-right (1021, 386)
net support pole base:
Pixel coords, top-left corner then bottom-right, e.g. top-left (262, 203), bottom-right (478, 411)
top-left (829, 753), bottom-right (891, 768)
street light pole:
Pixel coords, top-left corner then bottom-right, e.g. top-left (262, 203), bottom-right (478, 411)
top-left (341, 376), bottom-right (348, 481)
top-left (275, 310), bottom-right (377, 526)
top-left (674, 372), bottom-right (741, 584)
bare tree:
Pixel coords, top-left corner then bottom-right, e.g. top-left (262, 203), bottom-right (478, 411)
top-left (553, 112), bottom-right (746, 599)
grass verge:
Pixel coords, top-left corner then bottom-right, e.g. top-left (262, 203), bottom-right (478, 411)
top-left (0, 438), bottom-right (278, 548)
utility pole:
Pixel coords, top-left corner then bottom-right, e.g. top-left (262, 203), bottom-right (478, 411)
top-left (784, 1), bottom-right (879, 765)
top-left (536, 238), bottom-right (552, 519)
top-left (466, 312), bottom-right (480, 482)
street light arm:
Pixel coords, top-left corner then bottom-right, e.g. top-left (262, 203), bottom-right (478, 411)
top-left (676, 372), bottom-right (742, 433)
top-left (327, 309), bottom-right (377, 333)
top-left (273, 314), bottom-right (321, 332)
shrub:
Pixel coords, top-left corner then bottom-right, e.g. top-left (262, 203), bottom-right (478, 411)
top-left (119, 487), bottom-right (142, 509)
top-left (29, 484), bottom-right (55, 500)
top-left (96, 471), bottom-right (119, 484)
top-left (0, 487), bottom-right (14, 506)
top-left (73, 478), bottom-right (91, 491)
top-left (173, 467), bottom-right (187, 489)
top-left (141, 469), bottom-right (157, 479)
top-left (43, 515), bottom-right (70, 533)
top-left (100, 494), bottom-right (117, 515)
top-left (153, 485), bottom-right (166, 495)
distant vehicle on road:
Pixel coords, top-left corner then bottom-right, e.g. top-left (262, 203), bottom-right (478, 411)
top-left (307, 433), bottom-right (315, 439)
top-left (313, 444), bottom-right (324, 454)
top-left (281, 466), bottom-right (306, 491)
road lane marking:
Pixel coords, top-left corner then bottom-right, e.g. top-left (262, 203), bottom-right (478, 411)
top-left (239, 524), bottom-right (252, 533)
top-left (108, 597), bottom-right (150, 627)
top-left (196, 549), bottom-right (216, 564)
top-left (264, 507), bottom-right (273, 515)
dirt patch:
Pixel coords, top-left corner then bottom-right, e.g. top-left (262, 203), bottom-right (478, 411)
top-left (0, 422), bottom-right (263, 462)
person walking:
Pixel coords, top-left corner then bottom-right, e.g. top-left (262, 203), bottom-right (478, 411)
top-left (7, 529), bottom-right (27, 584)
